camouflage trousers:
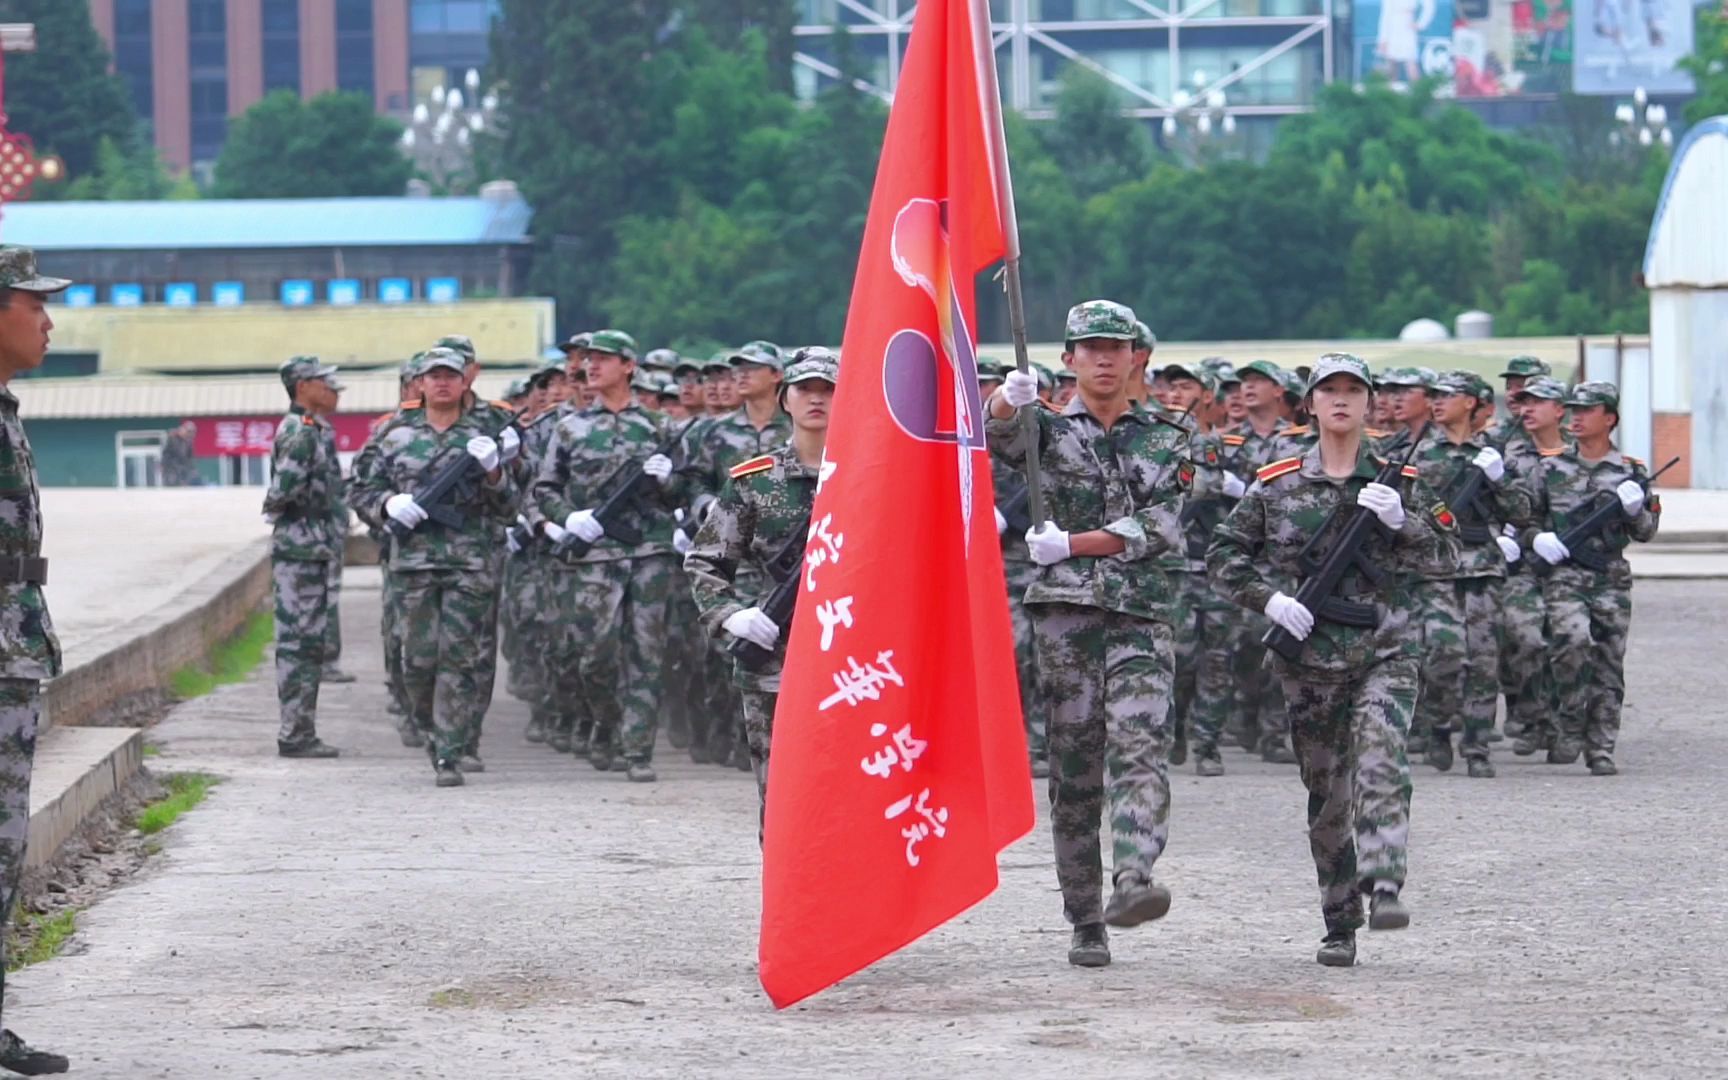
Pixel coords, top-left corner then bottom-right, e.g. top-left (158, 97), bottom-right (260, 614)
top-left (396, 567), bottom-right (500, 768)
top-left (379, 560), bottom-right (411, 723)
top-left (1280, 657), bottom-right (1418, 935)
top-left (702, 644), bottom-right (742, 760)
top-left (323, 549), bottom-right (344, 666)
top-left (0, 678), bottom-right (40, 979)
top-left (1413, 577), bottom-right (1502, 760)
top-left (1544, 567), bottom-right (1633, 760)
top-left (272, 557), bottom-right (330, 748)
top-left (552, 555), bottom-right (678, 764)
top-left (468, 548), bottom-right (506, 754)
top-left (1030, 604), bottom-right (1174, 926)
top-left (1229, 609), bottom-right (1288, 753)
top-left (1498, 571), bottom-right (1552, 736)
top-left (1176, 575), bottom-right (1236, 756)
top-left (1005, 559), bottom-right (1047, 760)
top-left (663, 579), bottom-right (708, 750)
top-left (501, 552), bottom-right (552, 716)
top-left (739, 687), bottom-right (778, 841)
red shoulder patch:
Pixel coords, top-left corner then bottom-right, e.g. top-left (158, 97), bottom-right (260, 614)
top-left (1257, 457), bottom-right (1301, 483)
top-left (1625, 455), bottom-right (1645, 467)
top-left (1431, 502), bottom-right (1456, 530)
top-left (1221, 433), bottom-right (1246, 446)
top-left (1401, 464), bottom-right (1420, 479)
top-left (729, 454), bottom-right (775, 479)
top-left (399, 398), bottom-right (423, 409)
top-left (1365, 428), bottom-right (1390, 439)
top-left (1282, 424), bottom-right (1311, 437)
top-left (1649, 494), bottom-right (1661, 514)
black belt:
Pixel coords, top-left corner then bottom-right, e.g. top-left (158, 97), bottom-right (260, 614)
top-left (0, 556), bottom-right (48, 585)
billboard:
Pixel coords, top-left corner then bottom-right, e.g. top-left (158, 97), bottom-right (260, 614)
top-left (1451, 0), bottom-right (1574, 96)
top-left (1572, 0), bottom-right (1694, 93)
top-left (1357, 0), bottom-right (1458, 85)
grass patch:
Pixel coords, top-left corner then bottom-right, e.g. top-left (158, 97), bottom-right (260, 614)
top-left (141, 742), bottom-right (162, 758)
top-left (168, 612), bottom-right (273, 701)
top-left (427, 988), bottom-right (476, 1009)
top-left (8, 910), bottom-right (76, 972)
top-left (136, 773), bottom-right (219, 836)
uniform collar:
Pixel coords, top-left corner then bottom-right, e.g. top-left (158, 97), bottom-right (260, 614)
top-left (1298, 441), bottom-right (1378, 481)
top-left (1061, 394), bottom-right (1151, 427)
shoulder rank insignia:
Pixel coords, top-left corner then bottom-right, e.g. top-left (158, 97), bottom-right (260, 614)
top-left (1221, 433), bottom-right (1247, 446)
top-left (1366, 428), bottom-right (1390, 439)
top-left (1649, 494), bottom-right (1662, 514)
top-left (1257, 456), bottom-right (1301, 483)
top-left (1206, 447), bottom-right (1219, 465)
top-left (1400, 464), bottom-right (1420, 479)
top-left (1178, 463), bottom-right (1195, 487)
top-left (1626, 455), bottom-right (1645, 467)
top-left (399, 398), bottom-right (423, 409)
top-left (729, 454), bottom-right (775, 480)
top-left (1282, 424), bottom-right (1311, 437)
top-left (1431, 502), bottom-right (1456, 530)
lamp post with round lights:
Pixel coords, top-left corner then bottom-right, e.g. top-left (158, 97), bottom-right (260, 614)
top-left (400, 67), bottom-right (501, 195)
top-left (1611, 86), bottom-right (1673, 151)
top-left (1160, 70), bottom-right (1239, 165)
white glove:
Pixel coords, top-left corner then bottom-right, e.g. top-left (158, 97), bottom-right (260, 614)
top-left (565, 509), bottom-right (604, 544)
top-left (1616, 479), bottom-right (1644, 516)
top-left (542, 522), bottom-right (568, 544)
top-left (1533, 531), bottom-right (1569, 565)
top-left (723, 607), bottom-right (780, 649)
top-left (643, 453), bottom-right (674, 482)
top-left (1025, 522), bottom-right (1071, 566)
top-left (673, 530), bottom-right (693, 556)
top-left (385, 492), bottom-right (427, 529)
top-left (1357, 482), bottom-right (1405, 530)
top-left (498, 426), bottom-right (521, 462)
top-left (506, 530), bottom-right (522, 555)
top-left (994, 507), bottom-right (1008, 535)
top-left (466, 435), bottom-right (500, 472)
top-left (1222, 472), bottom-right (1247, 499)
top-left (1002, 369), bottom-right (1039, 408)
top-left (1472, 446), bottom-right (1505, 482)
top-left (1495, 535), bottom-right (1521, 564)
top-left (1264, 591), bottom-right (1315, 641)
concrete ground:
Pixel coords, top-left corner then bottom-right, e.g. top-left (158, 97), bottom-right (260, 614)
top-left (9, 574), bottom-right (1728, 1079)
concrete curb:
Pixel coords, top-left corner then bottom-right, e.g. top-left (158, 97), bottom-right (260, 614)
top-left (27, 727), bottom-right (145, 870)
top-left (43, 542), bottom-right (271, 732)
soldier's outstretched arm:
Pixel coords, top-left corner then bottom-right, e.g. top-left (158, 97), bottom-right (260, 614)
top-left (1207, 486), bottom-right (1275, 615)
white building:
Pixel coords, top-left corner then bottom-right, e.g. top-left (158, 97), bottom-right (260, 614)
top-left (1644, 115), bottom-right (1728, 490)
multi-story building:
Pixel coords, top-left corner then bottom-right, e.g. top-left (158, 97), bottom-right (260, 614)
top-left (88, 0), bottom-right (497, 176)
top-left (792, 0), bottom-right (1336, 153)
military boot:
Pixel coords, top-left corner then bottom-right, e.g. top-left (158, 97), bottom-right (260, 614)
top-left (688, 743), bottom-right (712, 765)
top-left (1103, 874), bottom-right (1171, 928)
top-left (548, 731), bottom-right (572, 753)
top-left (1513, 731), bottom-right (1549, 756)
top-left (525, 717), bottom-right (547, 744)
top-left (1029, 757), bottom-right (1050, 779)
top-left (1195, 750), bottom-right (1225, 777)
top-left (1467, 758), bottom-right (1496, 779)
top-left (321, 665), bottom-right (358, 684)
top-left (0, 1029), bottom-right (68, 1075)
top-left (278, 739), bottom-right (340, 759)
top-left (731, 743), bottom-right (753, 773)
top-left (1261, 742), bottom-right (1297, 765)
top-left (1427, 735), bottom-right (1455, 773)
top-left (1315, 931), bottom-right (1356, 968)
top-left (398, 726), bottom-right (426, 749)
top-left (588, 745), bottom-right (613, 772)
top-left (1547, 739), bottom-right (1582, 765)
top-left (609, 757), bottom-right (629, 774)
top-left (1406, 733), bottom-right (1428, 756)
top-left (627, 761), bottom-right (658, 783)
top-left (434, 764), bottom-right (465, 788)
top-left (1368, 888), bottom-right (1409, 931)
top-left (458, 754), bottom-right (485, 774)
top-left (1589, 756), bottom-right (1618, 776)
top-left (1169, 723), bottom-right (1188, 767)
top-left (1067, 923), bottom-right (1111, 968)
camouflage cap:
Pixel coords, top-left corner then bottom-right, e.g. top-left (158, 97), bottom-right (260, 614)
top-left (1432, 370), bottom-right (1474, 395)
top-left (728, 342), bottom-right (784, 372)
top-left (279, 355), bottom-right (339, 392)
top-left (1565, 380), bottom-right (1619, 410)
top-left (1510, 375), bottom-right (1567, 401)
top-left (1238, 359), bottom-right (1282, 384)
top-left (1035, 366), bottom-right (1055, 391)
top-left (630, 369), bottom-right (661, 393)
top-left (672, 357), bottom-right (703, 377)
top-left (400, 352), bottom-right (425, 383)
top-left (641, 348), bottom-right (679, 372)
top-left (784, 348), bottom-right (839, 387)
top-left (1206, 358), bottom-right (1241, 385)
top-left (743, 340), bottom-right (784, 362)
top-left (1064, 300), bottom-right (1138, 343)
top-left (560, 331), bottom-right (592, 352)
top-left (1132, 320), bottom-right (1157, 352)
top-left (587, 329), bottom-right (638, 361)
top-left (976, 355), bottom-right (1007, 382)
top-left (702, 351), bottom-right (734, 374)
top-left (0, 246), bottom-right (71, 294)
top-left (1306, 352), bottom-right (1374, 392)
top-left (1501, 354), bottom-right (1551, 379)
top-left (655, 376), bottom-right (681, 399)
top-left (504, 378), bottom-right (531, 400)
top-left (1278, 370), bottom-right (1306, 397)
top-left (435, 335), bottom-right (476, 364)
top-left (1055, 369), bottom-right (1077, 383)
top-left (416, 346), bottom-right (466, 376)
top-left (535, 354), bottom-right (569, 378)
top-left (1158, 361), bottom-right (1206, 385)
top-left (1377, 366), bottom-right (1436, 390)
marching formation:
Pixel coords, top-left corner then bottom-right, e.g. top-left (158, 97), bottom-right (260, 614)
top-left (263, 298), bottom-right (1665, 972)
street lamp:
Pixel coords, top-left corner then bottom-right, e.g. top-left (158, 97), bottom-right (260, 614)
top-left (401, 67), bottom-right (499, 193)
top-left (1161, 70), bottom-right (1237, 161)
top-left (1611, 86), bottom-right (1673, 149)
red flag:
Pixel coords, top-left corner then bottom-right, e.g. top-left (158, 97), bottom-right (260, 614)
top-left (758, 0), bottom-right (1035, 1009)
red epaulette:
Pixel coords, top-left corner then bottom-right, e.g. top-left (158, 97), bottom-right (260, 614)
top-left (1366, 428), bottom-right (1390, 439)
top-left (1257, 457), bottom-right (1301, 482)
top-left (1626, 455), bottom-right (1645, 467)
top-left (1221, 433), bottom-right (1246, 446)
top-left (399, 398), bottom-right (423, 409)
top-left (730, 454), bottom-right (775, 479)
top-left (1400, 464), bottom-right (1420, 479)
top-left (1282, 424), bottom-right (1311, 437)
top-left (490, 399), bottom-right (512, 410)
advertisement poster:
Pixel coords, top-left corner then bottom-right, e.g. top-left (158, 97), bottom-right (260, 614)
top-left (1572, 0), bottom-right (1695, 93)
top-left (1356, 0), bottom-right (1459, 85)
top-left (1452, 0), bottom-right (1574, 96)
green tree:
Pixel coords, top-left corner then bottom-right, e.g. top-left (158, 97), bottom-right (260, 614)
top-left (0, 0), bottom-right (141, 180)
top-left (1681, 8), bottom-right (1728, 125)
top-left (212, 91), bottom-right (411, 198)
top-left (1036, 68), bottom-right (1156, 201)
top-left (48, 135), bottom-right (196, 200)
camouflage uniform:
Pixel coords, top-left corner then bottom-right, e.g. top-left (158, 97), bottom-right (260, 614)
top-left (1495, 376), bottom-right (1569, 740)
top-left (1526, 386), bottom-right (1661, 767)
top-left (1172, 425), bottom-right (1240, 765)
top-left (263, 358), bottom-right (346, 752)
top-left (350, 360), bottom-right (520, 772)
top-left (992, 455), bottom-right (1048, 767)
top-left (319, 418), bottom-right (349, 673)
top-left (986, 301), bottom-right (1188, 928)
top-left (506, 404), bottom-right (568, 743)
top-left (1208, 354), bottom-right (1442, 938)
top-left (352, 404), bottom-right (415, 735)
top-left (532, 369), bottom-right (686, 774)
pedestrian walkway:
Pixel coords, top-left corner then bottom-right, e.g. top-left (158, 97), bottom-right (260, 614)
top-left (10, 577), bottom-right (1728, 1078)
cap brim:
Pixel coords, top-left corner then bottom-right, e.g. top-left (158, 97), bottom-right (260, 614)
top-left (13, 275), bottom-right (72, 295)
top-left (422, 360), bottom-right (465, 374)
top-left (785, 373), bottom-right (837, 386)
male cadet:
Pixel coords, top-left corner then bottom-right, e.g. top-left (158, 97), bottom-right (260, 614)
top-left (532, 330), bottom-right (683, 782)
top-left (1158, 361), bottom-right (1242, 776)
top-left (631, 368), bottom-right (664, 412)
top-left (988, 300), bottom-right (1188, 970)
top-left (686, 349), bottom-right (836, 836)
top-left (353, 348), bottom-right (520, 786)
top-left (0, 246), bottom-right (73, 1076)
top-left (1495, 355), bottom-right (1552, 444)
top-left (1209, 353), bottom-right (1444, 968)
top-left (674, 356), bottom-right (706, 417)
top-left (978, 357), bottom-right (1048, 778)
top-left (316, 373), bottom-right (358, 686)
top-left (1053, 370), bottom-right (1077, 408)
top-left (513, 356), bottom-right (579, 749)
top-left (1526, 381), bottom-right (1661, 776)
top-left (1125, 319), bottom-right (1156, 405)
top-left (1406, 372), bottom-right (1531, 778)
top-left (1502, 376), bottom-right (1570, 753)
top-left (1220, 359), bottom-right (1296, 763)
top-left (658, 378), bottom-right (688, 419)
top-left (1373, 367), bottom-right (1436, 457)
top-left (264, 357), bottom-right (347, 759)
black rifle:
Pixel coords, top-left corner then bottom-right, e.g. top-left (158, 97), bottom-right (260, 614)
top-left (1556, 455), bottom-right (1679, 572)
top-left (386, 418), bottom-right (522, 538)
top-left (1262, 423), bottom-right (1427, 663)
top-left (728, 507), bottom-right (814, 672)
top-left (998, 481), bottom-right (1032, 535)
top-left (1443, 459), bottom-right (1496, 545)
top-left (552, 418), bottom-right (698, 559)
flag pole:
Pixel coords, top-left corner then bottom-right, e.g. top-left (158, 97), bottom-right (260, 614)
top-left (970, 0), bottom-right (1046, 527)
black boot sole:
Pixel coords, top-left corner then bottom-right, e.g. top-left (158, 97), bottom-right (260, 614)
top-left (1103, 884), bottom-right (1172, 928)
